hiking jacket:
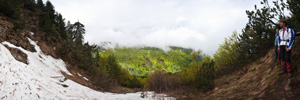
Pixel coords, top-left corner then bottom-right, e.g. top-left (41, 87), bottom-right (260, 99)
top-left (278, 26), bottom-right (295, 49)
top-left (275, 34), bottom-right (279, 46)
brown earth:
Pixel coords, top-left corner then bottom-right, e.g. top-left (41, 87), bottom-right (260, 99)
top-left (37, 41), bottom-right (58, 59)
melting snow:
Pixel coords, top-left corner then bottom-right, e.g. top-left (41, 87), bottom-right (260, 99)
top-left (29, 31), bottom-right (34, 35)
top-left (77, 73), bottom-right (89, 81)
top-left (0, 36), bottom-right (174, 100)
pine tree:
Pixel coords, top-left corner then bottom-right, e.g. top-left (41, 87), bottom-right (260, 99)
top-left (55, 13), bottom-right (67, 39)
top-left (0, 0), bottom-right (20, 19)
top-left (37, 0), bottom-right (44, 8)
top-left (287, 0), bottom-right (300, 30)
top-left (23, 0), bottom-right (36, 11)
top-left (67, 21), bottom-right (85, 45)
top-left (45, 1), bottom-right (55, 20)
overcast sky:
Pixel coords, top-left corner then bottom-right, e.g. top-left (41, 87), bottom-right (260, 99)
top-left (49, 0), bottom-right (261, 55)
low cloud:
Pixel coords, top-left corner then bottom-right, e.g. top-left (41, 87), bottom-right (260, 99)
top-left (50, 0), bottom-right (260, 55)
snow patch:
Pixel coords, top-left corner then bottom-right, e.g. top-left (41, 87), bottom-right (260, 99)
top-left (0, 36), bottom-right (174, 100)
top-left (77, 73), bottom-right (89, 81)
top-left (30, 31), bottom-right (34, 35)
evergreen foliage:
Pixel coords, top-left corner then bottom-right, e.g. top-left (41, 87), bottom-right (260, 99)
top-left (0, 0), bottom-right (21, 19)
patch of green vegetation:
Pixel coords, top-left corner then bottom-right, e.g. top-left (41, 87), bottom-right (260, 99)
top-left (61, 84), bottom-right (69, 88)
top-left (13, 21), bottom-right (26, 30)
top-left (250, 96), bottom-right (258, 100)
top-left (59, 78), bottom-right (68, 83)
top-left (100, 46), bottom-right (194, 77)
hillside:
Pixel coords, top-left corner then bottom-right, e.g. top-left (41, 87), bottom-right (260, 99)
top-left (101, 46), bottom-right (193, 77)
top-left (192, 36), bottom-right (300, 100)
top-left (1, 0), bottom-right (299, 99)
top-left (0, 1), bottom-right (175, 99)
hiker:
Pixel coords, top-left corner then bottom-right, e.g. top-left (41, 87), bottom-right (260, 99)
top-left (275, 29), bottom-right (280, 62)
top-left (278, 19), bottom-right (295, 78)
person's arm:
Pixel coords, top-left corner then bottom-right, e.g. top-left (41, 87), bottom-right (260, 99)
top-left (275, 36), bottom-right (277, 46)
top-left (287, 28), bottom-right (295, 51)
top-left (278, 34), bottom-right (281, 46)
top-left (278, 32), bottom-right (281, 51)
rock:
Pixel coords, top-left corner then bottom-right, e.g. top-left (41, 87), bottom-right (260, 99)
top-left (285, 79), bottom-right (291, 91)
top-left (10, 39), bottom-right (17, 45)
top-left (21, 32), bottom-right (26, 37)
top-left (3, 45), bottom-right (28, 64)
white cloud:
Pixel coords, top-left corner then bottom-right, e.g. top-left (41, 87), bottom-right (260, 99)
top-left (49, 0), bottom-right (261, 55)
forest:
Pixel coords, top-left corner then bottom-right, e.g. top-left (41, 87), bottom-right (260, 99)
top-left (100, 46), bottom-right (193, 77)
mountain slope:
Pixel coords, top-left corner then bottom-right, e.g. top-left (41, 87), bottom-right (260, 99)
top-left (0, 33), bottom-right (174, 100)
top-left (198, 36), bottom-right (300, 100)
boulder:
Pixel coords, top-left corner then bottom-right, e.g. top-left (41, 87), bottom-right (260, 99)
top-left (4, 45), bottom-right (28, 64)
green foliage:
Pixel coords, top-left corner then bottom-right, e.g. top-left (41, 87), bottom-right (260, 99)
top-left (39, 1), bottom-right (58, 37)
top-left (61, 84), bottom-right (69, 88)
top-left (22, 0), bottom-right (36, 11)
top-left (287, 0), bottom-right (300, 30)
top-left (178, 50), bottom-right (202, 85)
top-left (179, 51), bottom-right (215, 91)
top-left (13, 21), bottom-right (26, 30)
top-left (0, 0), bottom-right (20, 19)
top-left (55, 13), bottom-right (67, 39)
top-left (37, 0), bottom-right (44, 8)
top-left (239, 0), bottom-right (288, 62)
top-left (100, 46), bottom-right (193, 77)
top-left (66, 21), bottom-right (85, 44)
top-left (41, 13), bottom-right (52, 32)
top-left (213, 31), bottom-right (239, 76)
top-left (169, 46), bottom-right (193, 54)
top-left (195, 55), bottom-right (215, 91)
top-left (73, 43), bottom-right (97, 72)
top-left (99, 54), bottom-right (144, 88)
top-left (45, 1), bottom-right (55, 20)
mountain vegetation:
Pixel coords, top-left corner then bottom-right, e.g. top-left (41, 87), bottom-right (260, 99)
top-left (0, 0), bottom-right (299, 99)
top-left (101, 46), bottom-right (193, 77)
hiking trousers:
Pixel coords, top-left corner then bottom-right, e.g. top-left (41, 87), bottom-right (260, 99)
top-left (275, 45), bottom-right (280, 61)
top-left (279, 45), bottom-right (292, 73)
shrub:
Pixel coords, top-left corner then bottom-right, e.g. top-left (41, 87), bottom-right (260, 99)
top-left (13, 21), bottom-right (26, 30)
top-left (147, 70), bottom-right (166, 93)
top-left (91, 70), bottom-right (113, 91)
top-left (146, 70), bottom-right (180, 92)
top-left (164, 74), bottom-right (179, 91)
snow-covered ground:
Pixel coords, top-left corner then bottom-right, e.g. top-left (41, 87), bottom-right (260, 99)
top-left (0, 37), bottom-right (175, 100)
